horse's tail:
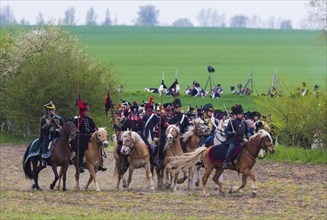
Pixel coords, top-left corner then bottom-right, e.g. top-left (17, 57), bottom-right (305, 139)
top-left (23, 143), bottom-right (33, 180)
top-left (113, 162), bottom-right (118, 178)
top-left (166, 147), bottom-right (207, 174)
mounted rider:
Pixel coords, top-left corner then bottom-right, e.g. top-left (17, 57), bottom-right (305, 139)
top-left (223, 104), bottom-right (249, 169)
top-left (200, 103), bottom-right (216, 147)
top-left (39, 101), bottom-right (63, 167)
top-left (173, 98), bottom-right (189, 135)
top-left (155, 103), bottom-right (178, 166)
top-left (73, 102), bottom-right (107, 173)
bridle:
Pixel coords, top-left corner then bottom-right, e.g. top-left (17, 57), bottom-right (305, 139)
top-left (246, 134), bottom-right (274, 160)
top-left (95, 131), bottom-right (108, 147)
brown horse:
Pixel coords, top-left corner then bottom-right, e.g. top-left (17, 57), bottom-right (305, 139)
top-left (156, 125), bottom-right (184, 191)
top-left (113, 130), bottom-right (155, 191)
top-left (66, 127), bottom-right (108, 191)
top-left (178, 118), bottom-right (209, 189)
top-left (167, 130), bottom-right (276, 197)
top-left (23, 121), bottom-right (78, 191)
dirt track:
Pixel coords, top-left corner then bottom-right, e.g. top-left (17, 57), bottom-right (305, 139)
top-left (0, 144), bottom-right (326, 219)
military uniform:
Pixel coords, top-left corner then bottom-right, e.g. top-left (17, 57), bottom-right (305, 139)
top-left (39, 101), bottom-right (63, 166)
top-left (223, 104), bottom-right (248, 168)
top-left (200, 103), bottom-right (215, 147)
top-left (173, 98), bottom-right (189, 135)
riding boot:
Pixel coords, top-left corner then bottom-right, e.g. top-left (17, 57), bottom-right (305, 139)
top-left (122, 156), bottom-right (129, 174)
top-left (98, 162), bottom-right (107, 172)
top-left (223, 144), bottom-right (235, 169)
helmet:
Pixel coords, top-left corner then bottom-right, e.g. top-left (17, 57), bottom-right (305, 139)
top-left (44, 101), bottom-right (56, 110)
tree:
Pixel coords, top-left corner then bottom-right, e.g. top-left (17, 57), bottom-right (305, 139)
top-left (135, 5), bottom-right (159, 26)
top-left (0, 5), bottom-right (16, 25)
top-left (103, 8), bottom-right (112, 26)
top-left (230, 15), bottom-right (249, 28)
top-left (85, 7), bottom-right (97, 25)
top-left (197, 8), bottom-right (225, 27)
top-left (280, 20), bottom-right (292, 29)
top-left (306, 0), bottom-right (327, 39)
top-left (64, 7), bottom-right (75, 25)
top-left (20, 18), bottom-right (30, 25)
top-left (0, 26), bottom-right (119, 135)
top-left (36, 12), bottom-right (45, 25)
top-left (172, 18), bottom-right (193, 27)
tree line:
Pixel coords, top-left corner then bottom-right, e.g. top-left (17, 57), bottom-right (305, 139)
top-left (0, 5), bottom-right (296, 29)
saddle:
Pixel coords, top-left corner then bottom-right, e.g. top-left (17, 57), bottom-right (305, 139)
top-left (208, 143), bottom-right (241, 164)
top-left (24, 138), bottom-right (57, 164)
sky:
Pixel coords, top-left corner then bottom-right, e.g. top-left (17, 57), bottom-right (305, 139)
top-left (1, 0), bottom-right (309, 28)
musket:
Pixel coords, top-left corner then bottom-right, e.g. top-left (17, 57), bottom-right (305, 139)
top-left (223, 104), bottom-right (235, 132)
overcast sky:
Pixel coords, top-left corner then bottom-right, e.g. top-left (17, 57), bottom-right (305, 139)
top-left (2, 0), bottom-right (309, 28)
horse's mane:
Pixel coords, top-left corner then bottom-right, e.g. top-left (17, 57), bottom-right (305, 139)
top-left (249, 129), bottom-right (272, 143)
top-left (121, 130), bottom-right (145, 145)
top-left (182, 125), bottom-right (194, 143)
top-left (166, 124), bottom-right (180, 135)
top-left (164, 125), bottom-right (180, 152)
top-left (92, 127), bottom-right (107, 138)
top-left (181, 118), bottom-right (204, 143)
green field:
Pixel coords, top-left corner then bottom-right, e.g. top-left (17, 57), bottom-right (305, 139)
top-left (66, 26), bottom-right (326, 93)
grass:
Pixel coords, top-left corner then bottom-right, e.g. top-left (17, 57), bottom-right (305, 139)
top-left (266, 144), bottom-right (327, 164)
top-left (0, 132), bottom-right (32, 145)
top-left (65, 26), bottom-right (326, 93)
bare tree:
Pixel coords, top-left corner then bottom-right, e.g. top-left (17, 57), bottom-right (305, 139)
top-left (135, 5), bottom-right (159, 26)
top-left (306, 0), bottom-right (327, 32)
top-left (280, 20), bottom-right (292, 29)
top-left (0, 5), bottom-right (16, 25)
top-left (64, 7), bottom-right (75, 25)
top-left (20, 18), bottom-right (30, 26)
top-left (197, 8), bottom-right (225, 27)
top-left (36, 12), bottom-right (45, 26)
top-left (103, 8), bottom-right (112, 26)
top-left (172, 18), bottom-right (193, 27)
top-left (230, 15), bottom-right (249, 28)
top-left (85, 7), bottom-right (97, 25)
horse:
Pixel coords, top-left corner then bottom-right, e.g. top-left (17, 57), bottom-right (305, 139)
top-left (113, 130), bottom-right (155, 191)
top-left (167, 130), bottom-right (276, 197)
top-left (177, 118), bottom-right (209, 189)
top-left (23, 121), bottom-right (78, 191)
top-left (64, 127), bottom-right (108, 191)
top-left (156, 125), bottom-right (184, 191)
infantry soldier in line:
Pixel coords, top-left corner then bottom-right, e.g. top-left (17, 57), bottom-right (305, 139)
top-left (223, 104), bottom-right (249, 169)
top-left (39, 101), bottom-right (63, 167)
top-left (73, 102), bottom-right (107, 173)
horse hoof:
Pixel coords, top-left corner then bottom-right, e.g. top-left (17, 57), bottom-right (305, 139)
top-left (229, 188), bottom-right (233, 194)
top-left (150, 187), bottom-right (155, 192)
top-left (165, 183), bottom-right (171, 189)
top-left (252, 192), bottom-right (256, 198)
top-left (50, 184), bottom-right (54, 190)
top-left (31, 184), bottom-right (36, 189)
top-left (96, 188), bottom-right (101, 192)
top-left (195, 181), bottom-right (200, 187)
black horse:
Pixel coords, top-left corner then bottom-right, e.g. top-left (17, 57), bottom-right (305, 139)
top-left (23, 121), bottom-right (78, 191)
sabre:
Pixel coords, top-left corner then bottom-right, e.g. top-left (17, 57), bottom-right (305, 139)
top-left (223, 104), bottom-right (235, 132)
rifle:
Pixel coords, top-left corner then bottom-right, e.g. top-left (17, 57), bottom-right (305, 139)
top-left (223, 104), bottom-right (235, 132)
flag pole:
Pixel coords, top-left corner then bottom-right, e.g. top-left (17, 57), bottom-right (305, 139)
top-left (157, 72), bottom-right (165, 163)
top-left (77, 83), bottom-right (80, 176)
top-left (106, 82), bottom-right (118, 140)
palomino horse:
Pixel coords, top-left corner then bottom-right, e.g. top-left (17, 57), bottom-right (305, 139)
top-left (168, 130), bottom-right (276, 197)
top-left (156, 125), bottom-right (184, 191)
top-left (114, 130), bottom-right (155, 191)
top-left (23, 121), bottom-right (78, 191)
top-left (178, 118), bottom-right (209, 189)
top-left (69, 127), bottom-right (109, 191)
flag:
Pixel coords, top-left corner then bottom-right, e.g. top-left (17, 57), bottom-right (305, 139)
top-left (76, 95), bottom-right (85, 122)
top-left (104, 88), bottom-right (113, 116)
top-left (167, 79), bottom-right (180, 94)
top-left (158, 72), bottom-right (166, 97)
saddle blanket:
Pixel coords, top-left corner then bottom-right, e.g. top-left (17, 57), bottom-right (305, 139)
top-left (24, 138), bottom-right (57, 164)
top-left (208, 143), bottom-right (241, 163)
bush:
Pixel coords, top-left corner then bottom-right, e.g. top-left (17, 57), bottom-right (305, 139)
top-left (257, 89), bottom-right (326, 149)
top-left (0, 25), bottom-right (120, 136)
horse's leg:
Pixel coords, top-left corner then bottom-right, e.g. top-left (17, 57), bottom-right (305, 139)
top-left (229, 171), bottom-right (249, 195)
top-left (212, 168), bottom-right (225, 197)
top-left (74, 162), bottom-right (80, 190)
top-left (50, 164), bottom-right (59, 190)
top-left (56, 167), bottom-right (63, 190)
top-left (127, 166), bottom-right (135, 190)
top-left (31, 159), bottom-right (43, 190)
top-left (114, 162), bottom-right (121, 191)
top-left (232, 169), bottom-right (257, 197)
top-left (202, 166), bottom-right (214, 197)
top-left (165, 168), bottom-right (172, 189)
top-left (187, 167), bottom-right (195, 190)
top-left (61, 164), bottom-right (69, 192)
top-left (145, 163), bottom-right (155, 191)
top-left (195, 165), bottom-right (201, 187)
top-left (172, 171), bottom-right (179, 192)
top-left (156, 167), bottom-right (163, 189)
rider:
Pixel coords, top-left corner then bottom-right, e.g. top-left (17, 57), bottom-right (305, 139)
top-left (173, 98), bottom-right (189, 135)
top-left (39, 101), bottom-right (63, 167)
top-left (200, 103), bottom-right (216, 147)
top-left (74, 102), bottom-right (107, 173)
top-left (223, 104), bottom-right (248, 169)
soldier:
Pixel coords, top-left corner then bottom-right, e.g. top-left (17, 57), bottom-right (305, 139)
top-left (39, 101), bottom-right (63, 167)
top-left (155, 104), bottom-right (178, 166)
top-left (200, 103), bottom-right (216, 147)
top-left (223, 104), bottom-right (249, 169)
top-left (74, 102), bottom-right (107, 173)
top-left (173, 98), bottom-right (189, 135)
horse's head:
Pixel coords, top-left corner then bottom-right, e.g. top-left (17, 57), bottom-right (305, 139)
top-left (193, 118), bottom-right (209, 136)
top-left (258, 129), bottom-right (276, 154)
top-left (62, 120), bottom-right (78, 139)
top-left (121, 130), bottom-right (134, 155)
top-left (94, 127), bottom-right (109, 148)
top-left (166, 125), bottom-right (180, 145)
